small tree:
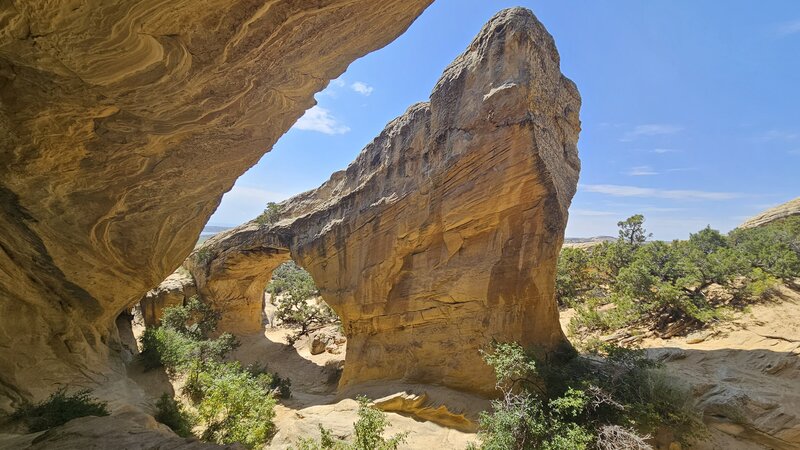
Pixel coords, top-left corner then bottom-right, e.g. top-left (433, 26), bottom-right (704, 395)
top-left (617, 214), bottom-right (651, 247)
top-left (556, 247), bottom-right (594, 306)
top-left (268, 262), bottom-right (339, 344)
top-left (255, 202), bottom-right (284, 225)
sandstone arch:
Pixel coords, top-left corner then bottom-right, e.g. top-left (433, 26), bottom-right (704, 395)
top-left (188, 8), bottom-right (581, 395)
top-left (0, 0), bottom-right (432, 407)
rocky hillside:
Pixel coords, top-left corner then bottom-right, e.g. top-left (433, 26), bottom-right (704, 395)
top-left (739, 197), bottom-right (800, 229)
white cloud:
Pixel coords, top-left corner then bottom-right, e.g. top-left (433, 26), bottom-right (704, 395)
top-left (350, 81), bottom-right (374, 96)
top-left (625, 165), bottom-right (659, 176)
top-left (331, 78), bottom-right (346, 88)
top-left (208, 185), bottom-right (288, 226)
top-left (620, 124), bottom-right (682, 142)
top-left (580, 184), bottom-right (743, 201)
top-left (759, 130), bottom-right (799, 142)
top-left (776, 19), bottom-right (800, 36)
top-left (571, 209), bottom-right (617, 216)
top-left (292, 106), bottom-right (350, 135)
top-left (652, 148), bottom-right (681, 154)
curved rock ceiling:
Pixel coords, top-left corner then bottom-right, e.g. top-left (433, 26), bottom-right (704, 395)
top-left (0, 0), bottom-right (432, 407)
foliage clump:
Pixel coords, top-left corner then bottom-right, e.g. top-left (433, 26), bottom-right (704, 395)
top-left (139, 296), bottom-right (287, 448)
top-left (154, 393), bottom-right (195, 438)
top-left (255, 202), bottom-right (284, 225)
top-left (267, 261), bottom-right (339, 344)
top-left (558, 215), bottom-right (800, 337)
top-left (11, 388), bottom-right (110, 432)
top-left (469, 342), bottom-right (702, 450)
top-left (293, 396), bottom-right (408, 450)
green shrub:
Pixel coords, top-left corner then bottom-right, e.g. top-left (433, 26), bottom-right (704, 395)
top-left (154, 393), bottom-right (195, 438)
top-left (729, 216), bottom-right (800, 280)
top-left (195, 362), bottom-right (277, 449)
top-left (161, 295), bottom-right (222, 340)
top-left (12, 388), bottom-right (109, 432)
top-left (138, 297), bottom-right (274, 448)
top-left (255, 202), bottom-right (284, 225)
top-left (139, 326), bottom-right (238, 376)
top-left (245, 362), bottom-right (292, 399)
top-left (470, 342), bottom-right (703, 449)
top-left (293, 396), bottom-right (407, 450)
top-left (556, 247), bottom-right (594, 306)
top-left (562, 215), bottom-right (800, 338)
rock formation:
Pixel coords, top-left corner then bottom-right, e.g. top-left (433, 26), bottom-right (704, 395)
top-left (0, 0), bottom-right (431, 408)
top-left (139, 271), bottom-right (197, 328)
top-left (739, 197), bottom-right (800, 229)
top-left (189, 8), bottom-right (581, 395)
top-left (186, 224), bottom-right (291, 334)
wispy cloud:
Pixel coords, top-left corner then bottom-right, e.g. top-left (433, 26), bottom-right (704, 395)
top-left (652, 148), bottom-right (681, 154)
top-left (620, 124), bottom-right (682, 142)
top-left (580, 184), bottom-right (743, 201)
top-left (625, 165), bottom-right (659, 176)
top-left (758, 129), bottom-right (799, 142)
top-left (571, 209), bottom-right (617, 217)
top-left (642, 206), bottom-right (685, 213)
top-left (789, 149), bottom-right (800, 155)
top-left (776, 19), bottom-right (800, 36)
top-left (292, 106), bottom-right (350, 135)
top-left (350, 81), bottom-right (374, 96)
top-left (666, 167), bottom-right (698, 173)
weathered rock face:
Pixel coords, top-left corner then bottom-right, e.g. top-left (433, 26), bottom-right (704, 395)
top-left (186, 225), bottom-right (291, 334)
top-left (0, 0), bottom-right (431, 407)
top-left (739, 197), bottom-right (800, 229)
top-left (139, 271), bottom-right (197, 328)
top-left (190, 8), bottom-right (581, 395)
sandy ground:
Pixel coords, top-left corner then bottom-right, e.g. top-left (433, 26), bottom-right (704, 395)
top-left (232, 326), bottom-right (477, 449)
top-left (122, 286), bottom-right (800, 449)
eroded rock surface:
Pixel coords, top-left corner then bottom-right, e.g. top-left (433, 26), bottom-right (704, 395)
top-left (190, 8), bottom-right (581, 395)
top-left (739, 197), bottom-right (800, 229)
top-left (0, 0), bottom-right (431, 407)
top-left (139, 270), bottom-right (197, 328)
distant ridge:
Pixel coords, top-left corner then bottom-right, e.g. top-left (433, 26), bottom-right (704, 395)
top-left (201, 225), bottom-right (232, 235)
top-left (563, 236), bottom-right (615, 249)
top-left (739, 197), bottom-right (800, 229)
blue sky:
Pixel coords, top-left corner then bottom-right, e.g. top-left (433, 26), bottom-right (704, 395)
top-left (209, 0), bottom-right (800, 240)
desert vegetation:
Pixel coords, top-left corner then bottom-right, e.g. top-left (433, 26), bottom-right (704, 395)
top-left (139, 296), bottom-right (289, 448)
top-left (558, 214), bottom-right (800, 342)
top-left (267, 261), bottom-right (340, 344)
top-left (256, 202), bottom-right (284, 225)
top-left (10, 388), bottom-right (110, 433)
top-left (293, 396), bottom-right (408, 450)
top-left (469, 341), bottom-right (702, 450)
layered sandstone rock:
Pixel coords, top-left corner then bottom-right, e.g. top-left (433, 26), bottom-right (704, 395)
top-left (185, 224), bottom-right (291, 334)
top-left (0, 0), bottom-right (431, 408)
top-left (139, 271), bottom-right (197, 328)
top-left (190, 7), bottom-right (581, 395)
top-left (739, 197), bottom-right (800, 229)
